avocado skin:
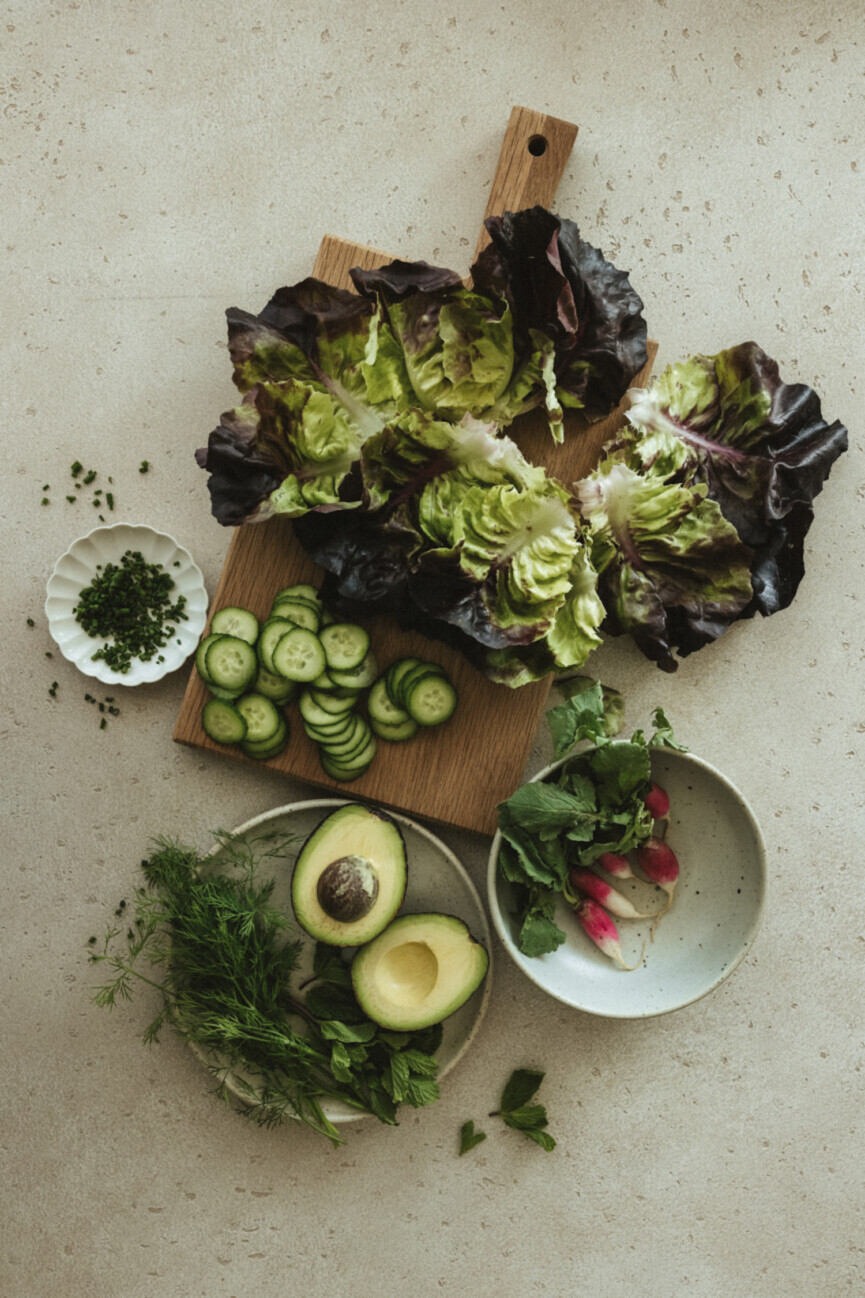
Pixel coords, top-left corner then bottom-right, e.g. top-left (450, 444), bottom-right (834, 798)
top-left (291, 804), bottom-right (407, 947)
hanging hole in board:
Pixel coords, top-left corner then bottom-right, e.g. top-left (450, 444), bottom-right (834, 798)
top-left (527, 135), bottom-right (548, 157)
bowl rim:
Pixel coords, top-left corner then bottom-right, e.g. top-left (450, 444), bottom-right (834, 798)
top-left (196, 797), bottom-right (494, 1122)
top-left (487, 745), bottom-right (767, 1019)
top-left (44, 521), bottom-right (207, 685)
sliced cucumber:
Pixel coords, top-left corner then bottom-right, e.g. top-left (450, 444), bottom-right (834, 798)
top-left (235, 693), bottom-right (282, 743)
top-left (310, 689), bottom-right (357, 715)
top-left (318, 716), bottom-right (367, 757)
top-left (207, 683), bottom-right (243, 702)
top-left (299, 689), bottom-right (351, 729)
top-left (272, 627), bottom-right (326, 682)
top-left (405, 674), bottom-right (457, 726)
top-left (367, 677), bottom-right (410, 726)
top-left (241, 719), bottom-right (289, 761)
top-left (370, 715), bottom-right (419, 742)
top-left (327, 651), bottom-right (378, 690)
top-left (204, 636), bottom-right (258, 693)
top-left (196, 632), bottom-right (226, 684)
top-left (202, 698), bottom-right (247, 745)
top-left (269, 598), bottom-right (320, 633)
top-left (257, 617), bottom-right (297, 673)
top-left (253, 666), bottom-right (296, 705)
top-left (385, 657), bottom-right (421, 708)
top-left (272, 584), bottom-right (321, 605)
top-left (319, 623), bottom-right (369, 672)
top-left (210, 606), bottom-right (259, 645)
top-left (396, 662), bottom-right (447, 711)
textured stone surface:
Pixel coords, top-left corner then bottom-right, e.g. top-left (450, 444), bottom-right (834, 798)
top-left (2, 2), bottom-right (863, 1295)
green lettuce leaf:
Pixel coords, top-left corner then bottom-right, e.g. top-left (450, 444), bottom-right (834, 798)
top-left (576, 455), bottom-right (754, 671)
top-left (620, 343), bottom-right (848, 618)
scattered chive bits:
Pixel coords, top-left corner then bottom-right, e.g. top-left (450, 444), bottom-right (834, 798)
top-left (72, 548), bottom-right (188, 674)
top-left (139, 460), bottom-right (150, 474)
top-left (71, 461), bottom-right (83, 478)
top-left (48, 681), bottom-right (59, 698)
top-left (26, 617), bottom-right (34, 627)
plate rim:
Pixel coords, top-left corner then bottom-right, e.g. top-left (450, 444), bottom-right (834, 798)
top-left (487, 746), bottom-right (767, 1019)
top-left (44, 521), bottom-right (208, 685)
top-left (196, 797), bottom-right (494, 1123)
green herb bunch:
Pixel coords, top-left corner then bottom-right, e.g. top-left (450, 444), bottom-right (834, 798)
top-left (496, 679), bottom-right (684, 957)
top-left (89, 834), bottom-right (441, 1145)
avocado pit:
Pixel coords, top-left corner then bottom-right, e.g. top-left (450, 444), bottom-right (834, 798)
top-left (316, 854), bottom-right (379, 924)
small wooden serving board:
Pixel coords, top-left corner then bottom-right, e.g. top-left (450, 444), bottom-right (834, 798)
top-left (174, 108), bottom-right (657, 836)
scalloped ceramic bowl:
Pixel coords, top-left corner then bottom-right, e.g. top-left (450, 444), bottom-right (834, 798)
top-left (488, 747), bottom-right (766, 1018)
top-left (45, 523), bottom-right (208, 686)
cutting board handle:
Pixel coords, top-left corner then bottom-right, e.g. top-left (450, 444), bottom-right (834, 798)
top-left (473, 106), bottom-right (579, 261)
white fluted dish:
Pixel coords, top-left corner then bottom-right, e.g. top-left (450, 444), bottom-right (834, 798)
top-left (45, 523), bottom-right (208, 685)
top-left (488, 748), bottom-right (766, 1018)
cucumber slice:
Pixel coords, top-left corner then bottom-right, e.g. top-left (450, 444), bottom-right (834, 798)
top-left (319, 623), bottom-right (370, 672)
top-left (273, 584), bottom-right (321, 605)
top-left (396, 662), bottom-right (447, 711)
top-left (385, 657), bottom-right (421, 708)
top-left (253, 666), bottom-right (296, 705)
top-left (310, 689), bottom-right (357, 715)
top-left (202, 698), bottom-right (247, 745)
top-left (196, 632), bottom-right (226, 684)
top-left (311, 669), bottom-right (336, 692)
top-left (319, 749), bottom-right (375, 783)
top-left (257, 617), bottom-right (297, 673)
top-left (367, 677), bottom-right (410, 726)
top-left (299, 689), bottom-right (351, 729)
top-left (241, 720), bottom-right (289, 760)
top-left (271, 627), bottom-right (326, 682)
top-left (370, 716), bottom-right (419, 742)
top-left (210, 606), bottom-right (260, 645)
top-left (269, 599), bottom-right (320, 633)
top-left (204, 636), bottom-right (258, 693)
top-left (235, 693), bottom-right (282, 743)
top-left (320, 609), bottom-right (338, 627)
top-left (318, 717), bottom-right (367, 757)
top-left (406, 674), bottom-right (457, 726)
top-left (322, 733), bottom-right (376, 773)
top-left (327, 651), bottom-right (378, 690)
top-left (207, 683), bottom-right (243, 702)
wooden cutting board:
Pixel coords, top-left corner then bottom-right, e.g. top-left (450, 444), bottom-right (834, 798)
top-left (174, 107), bottom-right (658, 836)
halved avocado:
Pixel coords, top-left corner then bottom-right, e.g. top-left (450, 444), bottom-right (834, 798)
top-left (291, 804), bottom-right (407, 946)
top-left (351, 913), bottom-right (489, 1031)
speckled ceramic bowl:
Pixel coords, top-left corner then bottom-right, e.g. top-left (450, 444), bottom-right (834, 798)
top-left (488, 747), bottom-right (766, 1018)
top-left (195, 799), bottom-right (494, 1124)
top-left (44, 523), bottom-right (208, 686)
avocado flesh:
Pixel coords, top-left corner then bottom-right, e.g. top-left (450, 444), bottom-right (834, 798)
top-left (351, 913), bottom-right (489, 1031)
top-left (292, 804), bottom-right (407, 946)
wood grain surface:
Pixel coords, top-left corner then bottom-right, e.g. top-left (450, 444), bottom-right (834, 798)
top-left (174, 109), bottom-right (657, 836)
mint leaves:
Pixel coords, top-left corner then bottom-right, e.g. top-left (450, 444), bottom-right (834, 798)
top-left (496, 684), bottom-right (683, 957)
top-left (459, 1119), bottom-right (487, 1155)
top-left (460, 1069), bottom-right (556, 1155)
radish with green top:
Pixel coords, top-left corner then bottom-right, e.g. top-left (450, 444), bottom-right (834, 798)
top-left (574, 899), bottom-right (644, 971)
top-left (595, 850), bottom-right (634, 880)
top-left (568, 868), bottom-right (661, 921)
top-left (644, 781), bottom-right (670, 819)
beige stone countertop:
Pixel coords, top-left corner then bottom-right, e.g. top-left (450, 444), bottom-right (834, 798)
top-left (2, 2), bottom-right (862, 1295)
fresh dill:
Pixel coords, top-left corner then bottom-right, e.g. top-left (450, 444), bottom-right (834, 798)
top-left (89, 832), bottom-right (442, 1145)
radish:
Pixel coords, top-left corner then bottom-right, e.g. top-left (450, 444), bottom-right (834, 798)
top-left (568, 868), bottom-right (661, 921)
top-left (574, 898), bottom-right (644, 971)
top-left (595, 850), bottom-right (634, 880)
top-left (644, 781), bottom-right (670, 819)
top-left (635, 837), bottom-right (679, 896)
top-left (635, 837), bottom-right (680, 936)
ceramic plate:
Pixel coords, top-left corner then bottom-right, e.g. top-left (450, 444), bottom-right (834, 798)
top-left (45, 523), bottom-right (208, 685)
top-left (488, 748), bottom-right (766, 1018)
top-left (194, 799), bottom-right (493, 1123)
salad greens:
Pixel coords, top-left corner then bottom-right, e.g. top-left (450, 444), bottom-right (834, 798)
top-left (196, 206), bottom-right (847, 683)
top-left (496, 682), bottom-right (683, 957)
top-left (492, 1068), bottom-right (556, 1152)
top-left (89, 834), bottom-right (442, 1146)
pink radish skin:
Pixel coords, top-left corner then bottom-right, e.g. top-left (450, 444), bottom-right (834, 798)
top-left (644, 782), bottom-right (670, 819)
top-left (595, 850), bottom-right (634, 880)
top-left (635, 838), bottom-right (680, 897)
top-left (569, 868), bottom-right (660, 921)
top-left (575, 898), bottom-right (644, 971)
